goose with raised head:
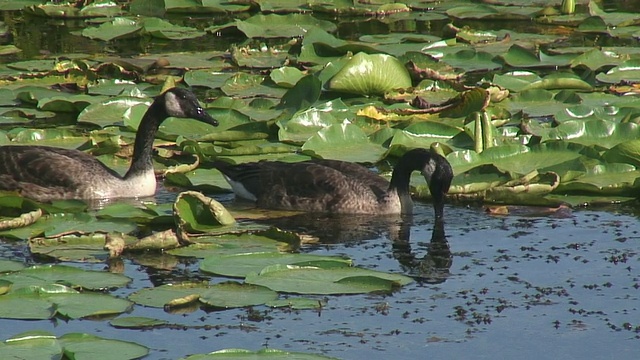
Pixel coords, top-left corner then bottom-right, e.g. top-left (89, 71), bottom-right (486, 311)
top-left (0, 87), bottom-right (218, 201)
top-left (212, 148), bottom-right (453, 218)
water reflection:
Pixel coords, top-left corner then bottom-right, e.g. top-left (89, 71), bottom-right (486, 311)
top-left (256, 212), bottom-right (452, 283)
top-left (391, 218), bottom-right (451, 284)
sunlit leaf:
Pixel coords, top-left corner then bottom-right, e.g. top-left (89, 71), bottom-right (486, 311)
top-left (301, 123), bottom-right (386, 163)
top-left (327, 53), bottom-right (412, 96)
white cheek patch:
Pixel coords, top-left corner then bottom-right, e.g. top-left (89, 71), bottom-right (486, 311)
top-left (421, 158), bottom-right (437, 181)
top-left (164, 92), bottom-right (186, 117)
top-left (225, 175), bottom-right (257, 201)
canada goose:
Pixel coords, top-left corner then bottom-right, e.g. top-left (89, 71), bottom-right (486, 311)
top-left (0, 87), bottom-right (218, 201)
top-left (213, 148), bottom-right (453, 217)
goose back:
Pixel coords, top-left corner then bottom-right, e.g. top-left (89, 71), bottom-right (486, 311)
top-left (214, 159), bottom-right (398, 213)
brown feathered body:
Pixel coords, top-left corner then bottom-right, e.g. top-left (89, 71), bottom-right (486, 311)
top-left (213, 148), bottom-right (453, 217)
top-left (0, 88), bottom-right (218, 201)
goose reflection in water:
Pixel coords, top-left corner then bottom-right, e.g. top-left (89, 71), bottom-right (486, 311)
top-left (390, 218), bottom-right (451, 284)
top-left (256, 212), bottom-right (452, 284)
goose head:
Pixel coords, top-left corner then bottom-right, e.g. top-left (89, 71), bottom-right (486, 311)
top-left (392, 148), bottom-right (453, 218)
top-left (161, 88), bottom-right (218, 126)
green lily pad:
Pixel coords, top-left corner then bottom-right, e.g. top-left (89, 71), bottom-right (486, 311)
top-left (199, 282), bottom-right (278, 308)
top-left (603, 139), bottom-right (640, 167)
top-left (596, 59), bottom-right (640, 84)
top-left (541, 120), bottom-right (640, 149)
top-left (301, 123), bottom-right (386, 163)
top-left (327, 53), bottom-right (412, 96)
top-left (448, 142), bottom-right (588, 176)
top-left (557, 164), bottom-right (640, 196)
top-left (216, 13), bottom-right (336, 38)
top-left (128, 282), bottom-right (208, 308)
top-left (277, 99), bottom-right (350, 144)
top-left (110, 316), bottom-right (169, 329)
top-left (173, 191), bottom-right (236, 233)
top-left (168, 229), bottom-right (299, 258)
top-left (143, 17), bottom-right (205, 40)
top-left (0, 259), bottom-right (25, 273)
top-left (0, 264), bottom-right (131, 291)
top-left (0, 331), bottom-right (62, 359)
top-left (29, 234), bottom-right (111, 263)
top-left (0, 284), bottom-right (132, 320)
top-left (82, 17), bottom-right (143, 41)
top-left (184, 348), bottom-right (338, 359)
top-left (266, 298), bottom-right (326, 310)
top-left (78, 96), bottom-right (151, 128)
top-left (245, 264), bottom-right (413, 294)
top-left (201, 252), bottom-right (352, 278)
top-left (59, 333), bottom-right (148, 360)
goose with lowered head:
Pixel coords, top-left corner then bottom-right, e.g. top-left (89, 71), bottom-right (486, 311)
top-left (0, 87), bottom-right (218, 201)
top-left (212, 148), bottom-right (453, 218)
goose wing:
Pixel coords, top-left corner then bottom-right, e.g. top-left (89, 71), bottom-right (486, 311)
top-left (311, 159), bottom-right (389, 196)
top-left (214, 160), bottom-right (383, 212)
top-left (0, 146), bottom-right (121, 192)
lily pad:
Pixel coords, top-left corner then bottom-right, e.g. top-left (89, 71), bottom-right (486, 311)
top-left (110, 316), bottom-right (169, 329)
top-left (301, 123), bottom-right (386, 163)
top-left (173, 191), bottom-right (236, 233)
top-left (0, 331), bottom-right (62, 359)
top-left (0, 264), bottom-right (131, 291)
top-left (245, 264), bottom-right (413, 294)
top-left (327, 53), bottom-right (412, 95)
top-left (59, 333), bottom-right (148, 360)
top-left (199, 282), bottom-right (278, 308)
top-left (0, 284), bottom-right (132, 320)
top-left (184, 348), bottom-right (338, 359)
top-left (129, 281), bottom-right (207, 308)
top-left (82, 17), bottom-right (143, 41)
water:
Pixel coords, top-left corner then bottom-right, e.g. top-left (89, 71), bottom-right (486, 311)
top-left (1, 200), bottom-right (638, 359)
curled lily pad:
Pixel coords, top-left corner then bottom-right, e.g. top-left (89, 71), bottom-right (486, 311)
top-left (596, 59), bottom-right (640, 84)
top-left (173, 191), bottom-right (236, 233)
top-left (29, 234), bottom-right (111, 263)
top-left (603, 139), bottom-right (640, 167)
top-left (0, 279), bottom-right (11, 295)
top-left (327, 53), bottom-right (411, 96)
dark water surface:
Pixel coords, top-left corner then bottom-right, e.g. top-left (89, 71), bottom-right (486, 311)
top-left (1, 199), bottom-right (638, 359)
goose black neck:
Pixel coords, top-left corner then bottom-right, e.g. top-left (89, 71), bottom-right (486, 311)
top-left (124, 98), bottom-right (167, 179)
top-left (389, 150), bottom-right (429, 213)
